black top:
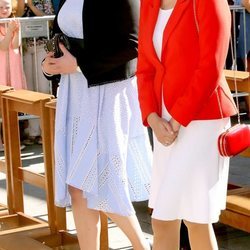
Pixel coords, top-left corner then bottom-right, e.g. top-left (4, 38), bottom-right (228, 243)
top-left (51, 0), bottom-right (139, 87)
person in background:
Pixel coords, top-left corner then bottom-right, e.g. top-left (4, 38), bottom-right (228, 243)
top-left (236, 0), bottom-right (250, 70)
top-left (16, 0), bottom-right (55, 145)
top-left (239, 0), bottom-right (250, 117)
top-left (226, 0), bottom-right (240, 69)
top-left (50, 0), bottom-right (60, 96)
top-left (231, 0), bottom-right (250, 117)
top-left (137, 0), bottom-right (237, 249)
top-left (42, 0), bottom-right (152, 249)
top-left (51, 0), bottom-right (59, 13)
top-left (0, 0), bottom-right (26, 151)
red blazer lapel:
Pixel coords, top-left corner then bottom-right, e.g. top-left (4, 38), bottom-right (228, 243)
top-left (143, 0), bottom-right (189, 64)
top-left (162, 0), bottom-right (189, 54)
top-left (141, 0), bottom-right (161, 65)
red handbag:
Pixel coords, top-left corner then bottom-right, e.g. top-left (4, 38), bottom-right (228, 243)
top-left (193, 0), bottom-right (250, 157)
top-left (218, 124), bottom-right (250, 157)
top-left (216, 41), bottom-right (250, 157)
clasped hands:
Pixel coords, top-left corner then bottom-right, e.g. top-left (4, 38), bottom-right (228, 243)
top-left (147, 112), bottom-right (180, 147)
top-left (42, 43), bottom-right (78, 75)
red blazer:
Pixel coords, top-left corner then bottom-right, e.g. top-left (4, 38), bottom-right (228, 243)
top-left (136, 0), bottom-right (237, 127)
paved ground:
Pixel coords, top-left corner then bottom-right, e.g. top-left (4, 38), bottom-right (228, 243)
top-left (0, 144), bottom-right (249, 249)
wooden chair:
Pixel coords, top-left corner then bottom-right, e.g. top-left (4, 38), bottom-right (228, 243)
top-left (220, 186), bottom-right (250, 233)
top-left (224, 69), bottom-right (250, 118)
top-left (0, 234), bottom-right (51, 250)
top-left (0, 86), bottom-right (14, 217)
top-left (45, 100), bottom-right (109, 250)
top-left (220, 152), bottom-right (250, 233)
top-left (0, 89), bottom-right (54, 235)
top-left (0, 92), bottom-right (108, 249)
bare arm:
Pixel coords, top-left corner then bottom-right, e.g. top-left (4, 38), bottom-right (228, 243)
top-left (15, 0), bottom-right (26, 17)
top-left (10, 20), bottom-right (21, 49)
top-left (0, 21), bottom-right (20, 51)
top-left (26, 0), bottom-right (46, 16)
top-left (242, 0), bottom-right (250, 12)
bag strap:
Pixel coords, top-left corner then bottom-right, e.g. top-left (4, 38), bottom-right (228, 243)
top-left (193, 0), bottom-right (241, 123)
top-left (193, 0), bottom-right (199, 33)
top-left (230, 36), bottom-right (241, 123)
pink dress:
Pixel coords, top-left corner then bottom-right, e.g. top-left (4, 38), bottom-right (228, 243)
top-left (0, 26), bottom-right (26, 90)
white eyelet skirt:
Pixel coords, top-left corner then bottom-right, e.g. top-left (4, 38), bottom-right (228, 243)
top-left (149, 104), bottom-right (230, 223)
top-left (54, 72), bottom-right (152, 216)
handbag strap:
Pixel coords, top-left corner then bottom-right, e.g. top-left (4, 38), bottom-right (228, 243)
top-left (193, 0), bottom-right (199, 33)
top-left (230, 9), bottom-right (242, 124)
top-left (193, 0), bottom-right (241, 124)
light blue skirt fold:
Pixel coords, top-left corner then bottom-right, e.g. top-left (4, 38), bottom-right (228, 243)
top-left (54, 73), bottom-right (152, 216)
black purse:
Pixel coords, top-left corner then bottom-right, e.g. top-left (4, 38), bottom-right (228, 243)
top-left (44, 33), bottom-right (71, 58)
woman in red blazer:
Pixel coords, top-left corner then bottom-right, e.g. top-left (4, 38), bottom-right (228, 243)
top-left (137, 0), bottom-right (237, 249)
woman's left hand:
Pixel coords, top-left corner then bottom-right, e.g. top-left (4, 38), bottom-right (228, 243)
top-left (169, 118), bottom-right (181, 133)
top-left (42, 44), bottom-right (78, 75)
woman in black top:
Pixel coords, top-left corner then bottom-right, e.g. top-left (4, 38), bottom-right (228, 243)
top-left (42, 0), bottom-right (152, 249)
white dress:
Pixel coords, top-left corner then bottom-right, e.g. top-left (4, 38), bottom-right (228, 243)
top-left (149, 8), bottom-right (231, 223)
top-left (54, 0), bottom-right (152, 216)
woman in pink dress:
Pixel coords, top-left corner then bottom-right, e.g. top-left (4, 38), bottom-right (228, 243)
top-left (0, 0), bottom-right (26, 90)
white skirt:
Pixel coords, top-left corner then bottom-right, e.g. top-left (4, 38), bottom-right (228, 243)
top-left (54, 72), bottom-right (152, 216)
top-left (149, 105), bottom-right (230, 223)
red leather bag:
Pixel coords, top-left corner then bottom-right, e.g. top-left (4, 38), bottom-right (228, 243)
top-left (193, 0), bottom-right (250, 157)
top-left (218, 124), bottom-right (250, 157)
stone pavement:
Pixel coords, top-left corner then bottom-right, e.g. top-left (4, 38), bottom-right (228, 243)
top-left (0, 144), bottom-right (249, 249)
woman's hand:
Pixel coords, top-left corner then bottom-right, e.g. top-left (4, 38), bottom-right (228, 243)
top-left (0, 20), bottom-right (21, 50)
top-left (42, 44), bottom-right (78, 75)
top-left (147, 113), bottom-right (178, 146)
top-left (169, 118), bottom-right (181, 133)
top-left (8, 19), bottom-right (20, 34)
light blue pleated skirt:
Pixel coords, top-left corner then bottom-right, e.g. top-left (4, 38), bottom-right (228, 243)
top-left (54, 72), bottom-right (152, 216)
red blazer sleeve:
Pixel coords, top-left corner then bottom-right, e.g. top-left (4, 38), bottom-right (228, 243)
top-left (170, 0), bottom-right (231, 126)
top-left (136, 1), bottom-right (159, 126)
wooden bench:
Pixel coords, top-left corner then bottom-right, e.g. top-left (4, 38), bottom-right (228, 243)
top-left (0, 86), bottom-right (14, 217)
top-left (240, 147), bottom-right (250, 158)
top-left (0, 232), bottom-right (81, 250)
top-left (0, 234), bottom-right (52, 250)
top-left (0, 89), bottom-right (54, 235)
top-left (220, 186), bottom-right (250, 233)
top-left (224, 69), bottom-right (250, 117)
